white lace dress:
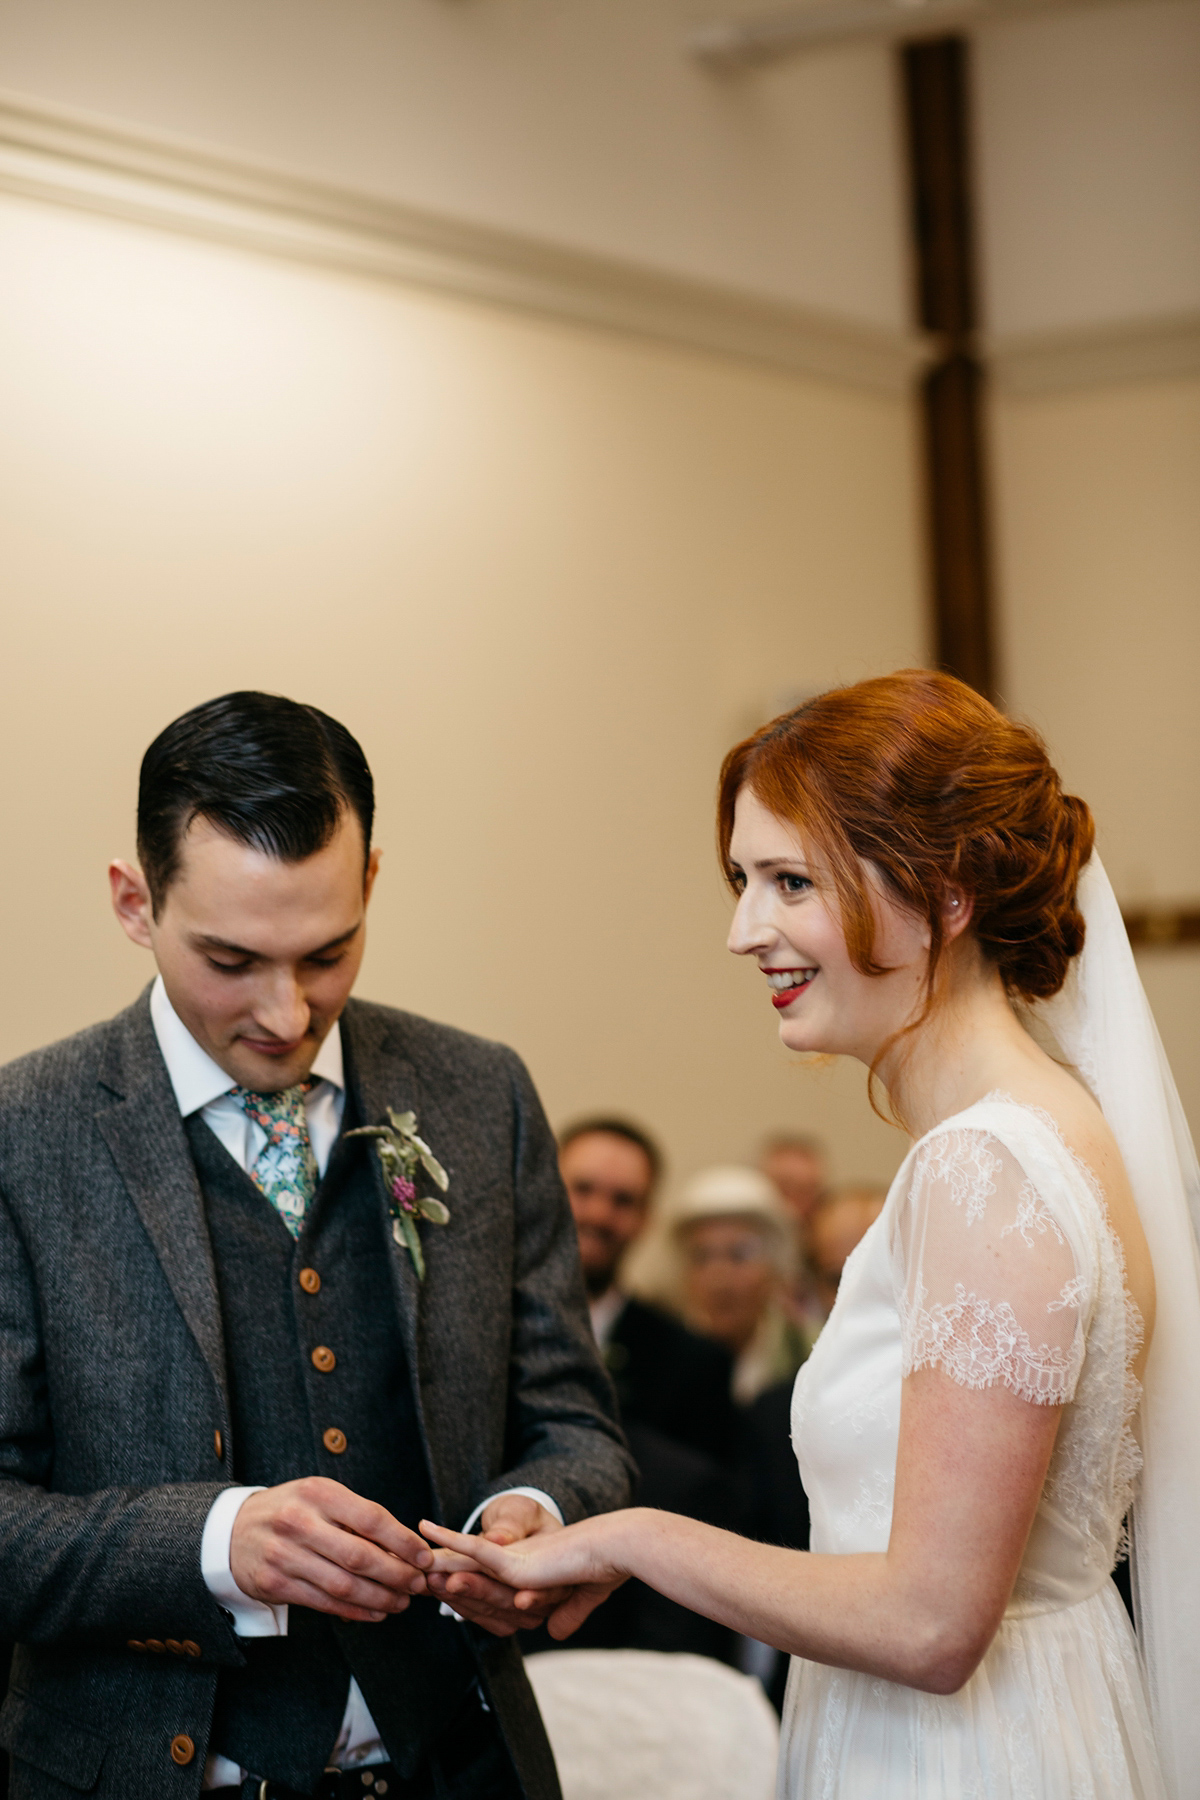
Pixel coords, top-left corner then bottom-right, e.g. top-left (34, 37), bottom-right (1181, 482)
top-left (779, 1094), bottom-right (1166, 1800)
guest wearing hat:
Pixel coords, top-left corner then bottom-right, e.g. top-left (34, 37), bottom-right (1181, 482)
top-left (673, 1166), bottom-right (810, 1406)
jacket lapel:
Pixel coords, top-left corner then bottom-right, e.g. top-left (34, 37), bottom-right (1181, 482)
top-left (340, 1002), bottom-right (428, 1408)
top-left (94, 992), bottom-right (228, 1400)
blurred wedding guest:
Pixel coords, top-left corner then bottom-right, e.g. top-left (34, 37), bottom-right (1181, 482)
top-left (559, 1117), bottom-right (739, 1467)
top-left (675, 1166), bottom-right (808, 1406)
top-left (808, 1183), bottom-right (888, 1316)
top-left (761, 1132), bottom-right (828, 1229)
top-left (761, 1132), bottom-right (830, 1346)
top-left (549, 1120), bottom-right (741, 1662)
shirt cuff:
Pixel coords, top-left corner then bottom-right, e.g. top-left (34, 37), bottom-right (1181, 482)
top-left (200, 1486), bottom-right (289, 1638)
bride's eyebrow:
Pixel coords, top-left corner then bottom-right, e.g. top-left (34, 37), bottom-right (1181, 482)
top-left (755, 857), bottom-right (810, 871)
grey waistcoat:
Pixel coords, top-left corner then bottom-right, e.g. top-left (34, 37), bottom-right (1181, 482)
top-left (186, 1112), bottom-right (476, 1790)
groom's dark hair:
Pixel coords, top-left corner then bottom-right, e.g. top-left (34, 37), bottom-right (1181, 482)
top-left (137, 691), bottom-right (375, 915)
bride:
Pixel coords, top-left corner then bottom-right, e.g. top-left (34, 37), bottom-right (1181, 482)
top-left (422, 671), bottom-right (1200, 1800)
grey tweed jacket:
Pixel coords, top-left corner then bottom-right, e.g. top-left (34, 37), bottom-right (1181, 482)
top-left (0, 989), bottom-right (633, 1799)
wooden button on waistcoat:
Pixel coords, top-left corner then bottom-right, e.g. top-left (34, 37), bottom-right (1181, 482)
top-left (323, 1427), bottom-right (347, 1454)
top-left (181, 1640), bottom-right (202, 1658)
top-left (213, 1429), bottom-right (224, 1461)
top-left (169, 1734), bottom-right (195, 1766)
top-left (145, 1639), bottom-right (165, 1654)
top-left (165, 1639), bottom-right (183, 1656)
top-left (311, 1345), bottom-right (336, 1373)
top-left (127, 1639), bottom-right (146, 1652)
top-left (299, 1267), bottom-right (321, 1294)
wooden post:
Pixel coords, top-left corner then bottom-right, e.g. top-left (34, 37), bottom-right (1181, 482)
top-left (903, 36), bottom-right (996, 700)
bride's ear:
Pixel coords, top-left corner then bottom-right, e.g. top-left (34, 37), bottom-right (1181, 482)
top-left (943, 886), bottom-right (974, 942)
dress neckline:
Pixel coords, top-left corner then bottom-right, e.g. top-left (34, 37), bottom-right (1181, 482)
top-left (915, 1087), bottom-right (1107, 1210)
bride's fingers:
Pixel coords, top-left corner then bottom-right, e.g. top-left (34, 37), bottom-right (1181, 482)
top-left (419, 1521), bottom-right (477, 1554)
top-left (424, 1546), bottom-right (483, 1574)
top-left (420, 1521), bottom-right (516, 1580)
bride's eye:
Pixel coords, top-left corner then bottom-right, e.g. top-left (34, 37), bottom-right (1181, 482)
top-left (778, 873), bottom-right (812, 895)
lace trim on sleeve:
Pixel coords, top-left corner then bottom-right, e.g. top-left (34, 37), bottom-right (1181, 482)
top-left (900, 1276), bottom-right (1085, 1404)
top-left (897, 1125), bottom-right (1087, 1407)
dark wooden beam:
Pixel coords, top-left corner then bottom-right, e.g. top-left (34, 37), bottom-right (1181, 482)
top-left (903, 36), bottom-right (996, 701)
top-left (1121, 906), bottom-right (1200, 949)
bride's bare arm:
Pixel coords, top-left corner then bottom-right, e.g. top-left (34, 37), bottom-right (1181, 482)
top-left (423, 1370), bottom-right (1062, 1694)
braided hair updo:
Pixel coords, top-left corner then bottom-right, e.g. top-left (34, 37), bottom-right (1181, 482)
top-left (717, 670), bottom-right (1094, 1007)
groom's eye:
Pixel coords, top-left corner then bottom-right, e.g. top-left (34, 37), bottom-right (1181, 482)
top-left (206, 955), bottom-right (252, 973)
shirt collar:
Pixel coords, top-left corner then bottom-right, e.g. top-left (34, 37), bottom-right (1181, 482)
top-left (588, 1286), bottom-right (627, 1349)
top-left (149, 974), bottom-right (345, 1118)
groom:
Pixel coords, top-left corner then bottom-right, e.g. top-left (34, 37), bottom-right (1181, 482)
top-left (0, 693), bottom-right (632, 1800)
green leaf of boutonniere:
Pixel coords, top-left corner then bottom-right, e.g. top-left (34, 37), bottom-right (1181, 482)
top-left (345, 1107), bottom-right (451, 1281)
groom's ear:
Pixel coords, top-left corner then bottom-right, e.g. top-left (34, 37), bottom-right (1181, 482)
top-left (364, 845), bottom-right (382, 904)
top-left (109, 859), bottom-right (155, 950)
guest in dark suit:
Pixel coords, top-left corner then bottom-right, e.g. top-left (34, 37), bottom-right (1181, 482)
top-left (558, 1120), bottom-right (738, 1469)
top-left (545, 1120), bottom-right (739, 1661)
top-left (0, 693), bottom-right (633, 1800)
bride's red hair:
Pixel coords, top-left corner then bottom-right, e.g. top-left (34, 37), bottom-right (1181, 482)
top-left (717, 670), bottom-right (1094, 1008)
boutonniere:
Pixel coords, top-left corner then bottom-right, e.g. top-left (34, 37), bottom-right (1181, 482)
top-left (345, 1108), bottom-right (450, 1280)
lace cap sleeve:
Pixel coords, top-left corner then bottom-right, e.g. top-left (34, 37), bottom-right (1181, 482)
top-left (895, 1127), bottom-right (1089, 1405)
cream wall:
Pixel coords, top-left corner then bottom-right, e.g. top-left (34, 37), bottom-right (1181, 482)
top-left (992, 374), bottom-right (1200, 1137)
top-left (0, 0), bottom-right (910, 328)
top-left (0, 188), bottom-right (924, 1196)
top-left (975, 0), bottom-right (1200, 335)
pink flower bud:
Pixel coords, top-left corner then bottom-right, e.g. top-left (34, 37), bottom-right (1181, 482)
top-left (391, 1175), bottom-right (417, 1212)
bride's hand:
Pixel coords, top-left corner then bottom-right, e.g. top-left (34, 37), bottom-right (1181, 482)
top-left (420, 1512), bottom-right (630, 1640)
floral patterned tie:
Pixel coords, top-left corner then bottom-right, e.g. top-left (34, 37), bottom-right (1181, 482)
top-left (231, 1083), bottom-right (318, 1239)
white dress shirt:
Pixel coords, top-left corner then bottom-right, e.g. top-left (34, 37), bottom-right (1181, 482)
top-left (587, 1286), bottom-right (627, 1350)
top-left (147, 978), bottom-right (561, 1788)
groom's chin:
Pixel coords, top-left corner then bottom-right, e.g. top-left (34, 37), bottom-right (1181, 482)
top-left (220, 1035), bottom-right (321, 1093)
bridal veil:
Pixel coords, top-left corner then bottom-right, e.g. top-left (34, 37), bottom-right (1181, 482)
top-left (1024, 856), bottom-right (1200, 1800)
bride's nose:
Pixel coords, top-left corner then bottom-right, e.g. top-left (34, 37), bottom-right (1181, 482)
top-left (727, 885), bottom-right (774, 958)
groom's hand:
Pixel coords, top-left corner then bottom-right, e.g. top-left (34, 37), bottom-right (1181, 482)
top-left (230, 1477), bottom-right (434, 1624)
top-left (424, 1494), bottom-right (574, 1637)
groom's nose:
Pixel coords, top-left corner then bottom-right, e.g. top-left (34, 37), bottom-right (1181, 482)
top-left (253, 971), bottom-right (312, 1044)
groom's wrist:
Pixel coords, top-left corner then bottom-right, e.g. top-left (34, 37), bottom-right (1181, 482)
top-left (201, 1486), bottom-right (289, 1638)
top-left (462, 1487), bottom-right (564, 1535)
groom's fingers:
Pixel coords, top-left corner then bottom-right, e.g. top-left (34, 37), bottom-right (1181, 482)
top-left (232, 1480), bottom-right (433, 1615)
top-left (427, 1567), bottom-right (573, 1618)
top-left (302, 1517), bottom-right (429, 1596)
top-left (545, 1583), bottom-right (617, 1641)
top-left (243, 1533), bottom-right (415, 1619)
top-left (320, 1482), bottom-right (432, 1569)
top-left (275, 1556), bottom-right (413, 1621)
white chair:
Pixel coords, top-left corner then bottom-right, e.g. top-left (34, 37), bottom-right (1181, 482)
top-left (525, 1649), bottom-right (780, 1800)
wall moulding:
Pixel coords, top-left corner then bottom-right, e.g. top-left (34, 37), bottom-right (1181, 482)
top-left (990, 312), bottom-right (1200, 395)
top-left (0, 90), bottom-right (927, 396)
